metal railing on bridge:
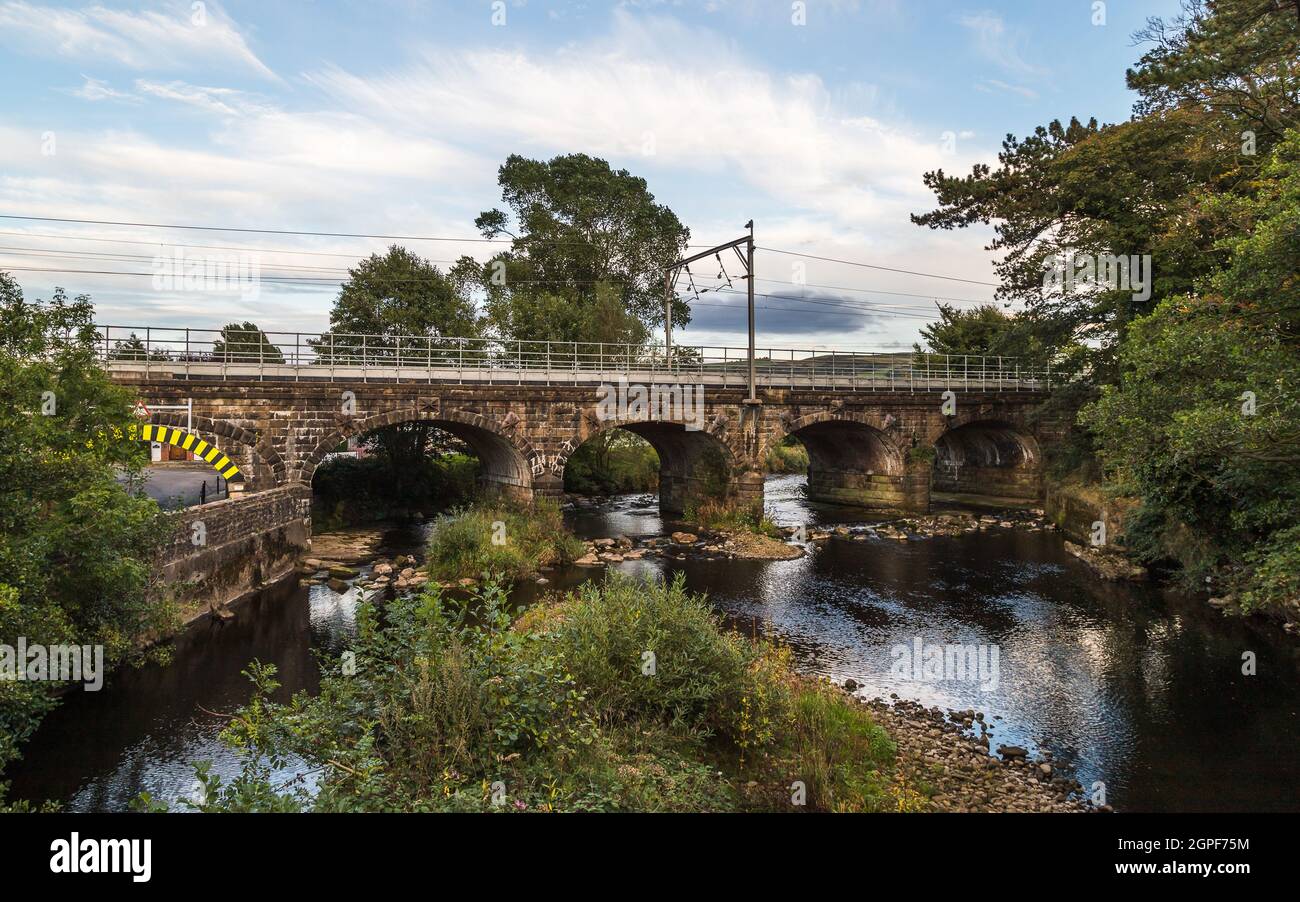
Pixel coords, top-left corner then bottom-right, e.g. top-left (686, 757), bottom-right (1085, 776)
top-left (94, 325), bottom-right (1052, 392)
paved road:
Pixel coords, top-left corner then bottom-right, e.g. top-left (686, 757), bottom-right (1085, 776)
top-left (128, 464), bottom-right (229, 510)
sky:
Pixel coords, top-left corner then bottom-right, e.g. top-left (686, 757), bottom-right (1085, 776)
top-left (0, 0), bottom-right (1185, 352)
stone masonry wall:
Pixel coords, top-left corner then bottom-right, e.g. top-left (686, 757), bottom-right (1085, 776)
top-left (161, 484), bottom-right (311, 616)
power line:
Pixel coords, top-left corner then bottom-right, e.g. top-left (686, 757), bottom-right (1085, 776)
top-left (758, 245), bottom-right (999, 287)
top-left (0, 247), bottom-right (963, 312)
top-left (1, 265), bottom-right (945, 322)
top-left (0, 215), bottom-right (1003, 288)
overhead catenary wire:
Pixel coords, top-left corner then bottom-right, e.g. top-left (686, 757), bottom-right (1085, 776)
top-left (0, 214), bottom-right (1002, 288)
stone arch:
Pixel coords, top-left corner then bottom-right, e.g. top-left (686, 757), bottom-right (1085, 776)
top-left (150, 411), bottom-right (285, 490)
top-left (931, 418), bottom-right (1043, 502)
top-left (770, 410), bottom-right (926, 511)
top-left (299, 407), bottom-right (543, 504)
top-left (565, 414), bottom-right (757, 516)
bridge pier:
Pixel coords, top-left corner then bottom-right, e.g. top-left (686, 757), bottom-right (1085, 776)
top-left (805, 456), bottom-right (931, 512)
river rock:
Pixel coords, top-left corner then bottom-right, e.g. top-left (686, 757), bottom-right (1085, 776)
top-left (327, 577), bottom-right (350, 593)
top-left (574, 552), bottom-right (602, 566)
top-left (670, 531), bottom-right (698, 545)
top-left (997, 745), bottom-right (1028, 760)
top-left (328, 565), bottom-right (360, 580)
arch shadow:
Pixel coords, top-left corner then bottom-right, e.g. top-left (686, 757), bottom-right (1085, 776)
top-left (300, 408), bottom-right (542, 504)
top-left (931, 419), bottom-right (1042, 503)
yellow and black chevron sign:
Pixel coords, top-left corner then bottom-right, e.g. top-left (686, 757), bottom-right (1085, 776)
top-left (133, 423), bottom-right (242, 479)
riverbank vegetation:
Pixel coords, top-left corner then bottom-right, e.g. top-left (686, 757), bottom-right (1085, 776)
top-left (912, 0), bottom-right (1300, 615)
top-left (764, 438), bottom-right (809, 474)
top-left (174, 574), bottom-right (911, 813)
top-left (424, 499), bottom-right (586, 582)
top-left (562, 431), bottom-right (658, 495)
top-left (311, 451), bottom-right (478, 529)
top-left (0, 278), bottom-right (176, 805)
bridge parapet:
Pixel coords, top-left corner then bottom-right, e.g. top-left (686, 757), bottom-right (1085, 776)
top-left (96, 325), bottom-right (1052, 393)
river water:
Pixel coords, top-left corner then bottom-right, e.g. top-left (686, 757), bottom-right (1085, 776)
top-left (8, 475), bottom-right (1299, 812)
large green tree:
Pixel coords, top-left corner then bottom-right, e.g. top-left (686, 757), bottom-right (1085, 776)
top-left (212, 322), bottom-right (284, 363)
top-left (913, 0), bottom-right (1300, 611)
top-left (472, 153), bottom-right (690, 347)
top-left (311, 245), bottom-right (479, 364)
top-left (0, 274), bottom-right (175, 798)
top-left (1080, 132), bottom-right (1300, 609)
top-left (312, 247), bottom-right (480, 499)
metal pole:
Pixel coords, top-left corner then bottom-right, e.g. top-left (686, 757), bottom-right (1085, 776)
top-left (746, 220), bottom-right (756, 402)
top-left (664, 268), bottom-right (673, 368)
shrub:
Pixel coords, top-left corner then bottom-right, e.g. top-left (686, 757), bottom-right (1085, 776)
top-left (764, 439), bottom-right (809, 474)
top-left (425, 499), bottom-right (585, 582)
top-left (173, 577), bottom-right (901, 813)
top-left (550, 573), bottom-right (788, 744)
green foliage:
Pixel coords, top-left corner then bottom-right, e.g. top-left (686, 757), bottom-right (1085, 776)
top-left (309, 245), bottom-right (480, 363)
top-left (763, 438), bottom-right (808, 474)
top-left (171, 574), bottom-right (901, 812)
top-left (914, 2), bottom-right (1300, 611)
top-left (787, 682), bottom-right (898, 812)
top-left (424, 500), bottom-right (585, 582)
top-left (1079, 131), bottom-right (1300, 607)
top-left (562, 431), bottom-right (659, 495)
top-left (0, 274), bottom-right (176, 790)
top-left (913, 303), bottom-right (1044, 359)
top-left (311, 452), bottom-right (477, 528)
top-left (211, 322), bottom-right (284, 363)
top-left (685, 496), bottom-right (780, 538)
top-left (556, 573), bottom-right (783, 742)
top-left (473, 153), bottom-right (690, 345)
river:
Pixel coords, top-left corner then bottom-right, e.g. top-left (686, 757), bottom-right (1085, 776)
top-left (7, 474), bottom-right (1299, 812)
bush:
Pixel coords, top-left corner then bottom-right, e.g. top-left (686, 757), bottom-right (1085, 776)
top-left (177, 575), bottom-right (902, 813)
top-left (685, 497), bottom-right (781, 537)
top-left (554, 573), bottom-right (787, 743)
top-left (764, 439), bottom-right (809, 474)
top-left (424, 499), bottom-right (585, 582)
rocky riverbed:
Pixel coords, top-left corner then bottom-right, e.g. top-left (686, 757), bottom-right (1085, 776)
top-left (853, 693), bottom-right (1095, 813)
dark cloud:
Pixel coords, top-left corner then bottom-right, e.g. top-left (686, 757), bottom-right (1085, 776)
top-left (675, 290), bottom-right (885, 338)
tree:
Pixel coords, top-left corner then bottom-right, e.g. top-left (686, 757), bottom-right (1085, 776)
top-left (912, 1), bottom-right (1298, 381)
top-left (107, 333), bottom-right (166, 361)
top-left (0, 274), bottom-right (175, 797)
top-left (1079, 131), bottom-right (1300, 610)
top-left (472, 153), bottom-right (690, 347)
top-left (914, 303), bottom-right (1028, 357)
top-left (311, 247), bottom-right (480, 498)
top-left (212, 322), bottom-right (284, 363)
top-left (310, 246), bottom-right (479, 365)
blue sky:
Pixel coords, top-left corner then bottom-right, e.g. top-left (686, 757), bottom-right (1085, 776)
top-left (0, 0), bottom-right (1184, 351)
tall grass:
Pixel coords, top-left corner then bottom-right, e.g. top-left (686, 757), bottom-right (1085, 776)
top-left (425, 498), bottom-right (586, 581)
top-left (184, 574), bottom-right (907, 813)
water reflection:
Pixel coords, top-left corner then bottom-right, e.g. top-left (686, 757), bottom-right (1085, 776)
top-left (8, 475), bottom-right (1300, 812)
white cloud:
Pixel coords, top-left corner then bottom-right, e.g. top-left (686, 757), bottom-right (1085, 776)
top-left (304, 11), bottom-right (981, 239)
top-left (134, 79), bottom-right (256, 115)
top-left (958, 11), bottom-right (1045, 77)
top-left (976, 78), bottom-right (1039, 101)
top-left (0, 1), bottom-right (276, 79)
top-left (66, 74), bottom-right (139, 102)
top-left (0, 9), bottom-right (1008, 344)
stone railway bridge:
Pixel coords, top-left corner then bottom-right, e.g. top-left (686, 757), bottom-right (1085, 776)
top-left (105, 349), bottom-right (1062, 610)
top-left (117, 374), bottom-right (1060, 515)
